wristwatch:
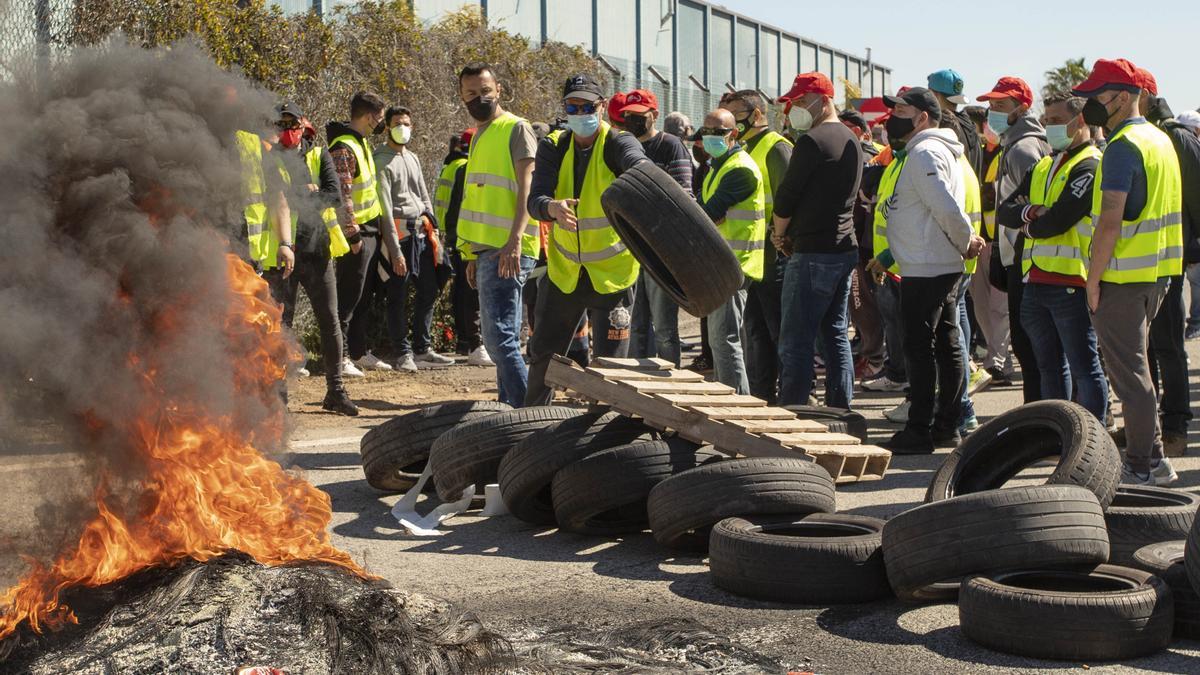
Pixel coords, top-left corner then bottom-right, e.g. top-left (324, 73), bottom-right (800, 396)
top-left (279, 242), bottom-right (294, 250)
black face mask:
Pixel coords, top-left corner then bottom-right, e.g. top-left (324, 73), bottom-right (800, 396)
top-left (885, 115), bottom-right (916, 144)
top-left (624, 116), bottom-right (649, 137)
top-left (466, 96), bottom-right (499, 122)
top-left (371, 120), bottom-right (386, 135)
top-left (1082, 96), bottom-right (1114, 130)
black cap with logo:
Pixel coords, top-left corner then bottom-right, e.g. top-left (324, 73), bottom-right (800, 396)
top-left (882, 87), bottom-right (941, 124)
top-left (562, 74), bottom-right (603, 102)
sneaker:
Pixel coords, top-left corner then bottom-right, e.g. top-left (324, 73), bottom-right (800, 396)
top-left (959, 415), bottom-right (980, 435)
top-left (1187, 325), bottom-right (1200, 341)
top-left (355, 352), bottom-right (394, 371)
top-left (1151, 457), bottom-right (1179, 486)
top-left (467, 345), bottom-right (494, 366)
top-left (296, 366), bottom-right (310, 378)
top-left (1163, 433), bottom-right (1188, 458)
top-left (862, 374), bottom-right (907, 392)
top-left (686, 356), bottom-right (713, 372)
top-left (321, 389), bottom-right (359, 417)
top-left (933, 428), bottom-right (961, 448)
top-left (341, 357), bottom-right (365, 378)
top-left (1119, 462), bottom-right (1155, 486)
top-left (884, 400), bottom-right (911, 424)
top-left (967, 368), bottom-right (992, 396)
top-left (394, 353), bottom-right (418, 373)
top-left (985, 367), bottom-right (1014, 387)
top-left (415, 350), bottom-right (455, 365)
top-left (882, 429), bottom-right (935, 455)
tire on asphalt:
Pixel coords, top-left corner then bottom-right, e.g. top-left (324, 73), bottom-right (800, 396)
top-left (429, 406), bottom-right (583, 501)
top-left (959, 564), bottom-right (1173, 660)
top-left (781, 405), bottom-right (868, 441)
top-left (600, 162), bottom-right (743, 318)
top-left (924, 400), bottom-right (1121, 509)
top-left (359, 400), bottom-right (512, 492)
top-left (498, 410), bottom-right (659, 525)
top-left (1104, 486), bottom-right (1198, 565)
top-left (646, 457), bottom-right (835, 553)
top-left (550, 439), bottom-right (713, 535)
top-left (882, 485), bottom-right (1110, 603)
top-left (709, 514), bottom-right (891, 604)
top-left (1133, 541), bottom-right (1200, 640)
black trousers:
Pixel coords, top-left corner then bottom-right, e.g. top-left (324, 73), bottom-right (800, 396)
top-left (384, 241), bottom-right (445, 357)
top-left (266, 251), bottom-right (343, 393)
top-left (1007, 261), bottom-right (1042, 402)
top-left (524, 271), bottom-right (634, 407)
top-left (335, 233), bottom-right (378, 360)
top-left (1150, 274), bottom-right (1192, 436)
top-left (745, 260), bottom-right (784, 404)
top-left (450, 249), bottom-right (481, 353)
top-left (900, 273), bottom-right (964, 435)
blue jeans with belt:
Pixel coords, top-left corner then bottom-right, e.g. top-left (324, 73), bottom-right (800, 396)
top-left (1019, 282), bottom-right (1108, 421)
top-left (476, 249), bottom-right (536, 407)
top-left (778, 250), bottom-right (857, 408)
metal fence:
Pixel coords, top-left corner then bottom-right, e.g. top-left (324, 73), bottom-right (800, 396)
top-left (0, 0), bottom-right (73, 81)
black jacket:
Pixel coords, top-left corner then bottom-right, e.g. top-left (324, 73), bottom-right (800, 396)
top-left (942, 109), bottom-right (983, 179)
top-left (1162, 121), bottom-right (1200, 264)
top-left (996, 142), bottom-right (1099, 241)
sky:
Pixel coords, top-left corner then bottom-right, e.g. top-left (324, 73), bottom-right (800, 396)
top-left (713, 0), bottom-right (1200, 113)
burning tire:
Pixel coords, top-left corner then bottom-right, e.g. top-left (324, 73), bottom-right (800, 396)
top-left (550, 439), bottom-right (713, 535)
top-left (958, 565), bottom-right (1173, 660)
top-left (429, 406), bottom-right (583, 501)
top-left (498, 410), bottom-right (660, 525)
top-left (1132, 541), bottom-right (1200, 640)
top-left (882, 485), bottom-right (1110, 602)
top-left (600, 162), bottom-right (743, 317)
top-left (781, 405), bottom-right (868, 441)
top-left (646, 458), bottom-right (835, 553)
top-left (359, 400), bottom-right (512, 492)
top-left (924, 400), bottom-right (1120, 508)
top-left (709, 514), bottom-right (891, 604)
top-left (1104, 486), bottom-right (1198, 566)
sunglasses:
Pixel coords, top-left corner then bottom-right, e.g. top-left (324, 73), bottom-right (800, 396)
top-left (564, 102), bottom-right (599, 115)
top-left (696, 127), bottom-right (733, 136)
top-left (275, 119), bottom-right (301, 131)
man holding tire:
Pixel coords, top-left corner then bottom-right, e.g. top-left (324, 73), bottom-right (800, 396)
top-left (523, 74), bottom-right (649, 406)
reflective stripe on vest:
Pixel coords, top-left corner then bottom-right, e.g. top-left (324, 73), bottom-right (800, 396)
top-left (960, 154), bottom-right (984, 275)
top-left (1087, 122), bottom-right (1184, 282)
top-left (547, 122), bottom-right (640, 294)
top-left (236, 130), bottom-right (268, 261)
top-left (1020, 145), bottom-right (1102, 279)
top-left (433, 157), bottom-right (467, 229)
top-left (872, 155), bottom-right (907, 276)
top-left (703, 148), bottom-right (766, 281)
top-left (329, 134), bottom-right (383, 225)
top-left (747, 130), bottom-right (792, 219)
top-left (305, 145), bottom-right (350, 258)
top-left (458, 112), bottom-right (539, 260)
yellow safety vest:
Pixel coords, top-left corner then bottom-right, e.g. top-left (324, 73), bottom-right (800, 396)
top-left (746, 130), bottom-right (792, 221)
top-left (547, 121), bottom-right (640, 294)
top-left (459, 112), bottom-right (540, 260)
top-left (1087, 122), bottom-right (1183, 283)
top-left (872, 154), bottom-right (907, 276)
top-left (702, 148), bottom-right (766, 281)
top-left (1020, 146), bottom-right (1102, 279)
top-left (328, 133), bottom-right (383, 225)
top-left (983, 150), bottom-right (1003, 239)
top-left (433, 157), bottom-right (467, 231)
top-left (236, 130), bottom-right (269, 261)
top-left (960, 154), bottom-right (983, 275)
top-left (305, 145), bottom-right (351, 258)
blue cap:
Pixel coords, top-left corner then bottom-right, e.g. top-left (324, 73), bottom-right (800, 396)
top-left (927, 69), bottom-right (967, 104)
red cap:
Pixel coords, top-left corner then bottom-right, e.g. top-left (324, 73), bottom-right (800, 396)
top-left (1135, 66), bottom-right (1158, 95)
top-left (607, 91), bottom-right (627, 123)
top-left (460, 127), bottom-right (476, 147)
top-left (975, 76), bottom-right (1033, 107)
top-left (779, 72), bottom-right (834, 102)
top-left (620, 89), bottom-right (658, 114)
top-left (1072, 58), bottom-right (1143, 95)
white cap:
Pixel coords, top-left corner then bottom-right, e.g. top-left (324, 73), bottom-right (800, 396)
top-left (1176, 110), bottom-right (1200, 131)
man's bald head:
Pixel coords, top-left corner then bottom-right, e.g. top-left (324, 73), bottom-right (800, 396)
top-left (705, 109), bottom-right (735, 129)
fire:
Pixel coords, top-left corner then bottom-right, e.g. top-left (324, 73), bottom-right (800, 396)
top-left (0, 254), bottom-right (364, 640)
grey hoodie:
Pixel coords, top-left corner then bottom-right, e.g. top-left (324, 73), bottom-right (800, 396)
top-left (886, 128), bottom-right (974, 278)
top-left (996, 114), bottom-right (1050, 265)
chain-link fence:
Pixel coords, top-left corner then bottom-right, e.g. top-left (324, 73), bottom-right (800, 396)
top-left (0, 0), bottom-right (73, 81)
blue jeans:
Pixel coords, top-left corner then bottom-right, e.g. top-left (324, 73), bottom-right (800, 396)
top-left (629, 271), bottom-right (681, 367)
top-left (707, 281), bottom-right (750, 394)
top-left (875, 275), bottom-right (907, 383)
top-left (778, 250), bottom-right (857, 408)
top-left (476, 250), bottom-right (536, 407)
top-left (1019, 283), bottom-right (1108, 421)
top-left (957, 275), bottom-right (975, 422)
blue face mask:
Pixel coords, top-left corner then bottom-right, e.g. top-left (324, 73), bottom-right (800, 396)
top-left (701, 135), bottom-right (730, 158)
top-left (987, 109), bottom-right (1011, 136)
top-left (1045, 123), bottom-right (1073, 151)
top-left (567, 113), bottom-right (600, 137)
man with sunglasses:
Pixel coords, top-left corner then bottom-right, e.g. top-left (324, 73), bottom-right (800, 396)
top-left (523, 74), bottom-right (649, 406)
top-left (1072, 59), bottom-right (1184, 486)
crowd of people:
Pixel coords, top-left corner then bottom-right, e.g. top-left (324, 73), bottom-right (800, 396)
top-left (239, 57), bottom-right (1200, 488)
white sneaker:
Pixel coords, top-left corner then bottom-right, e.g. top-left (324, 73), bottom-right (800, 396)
top-left (967, 368), bottom-right (992, 396)
top-left (355, 352), bottom-right (394, 371)
top-left (1120, 462), bottom-right (1155, 486)
top-left (341, 357), bottom-right (365, 378)
top-left (862, 374), bottom-right (907, 392)
top-left (394, 353), bottom-right (418, 373)
top-left (1151, 458), bottom-right (1179, 486)
top-left (885, 400), bottom-right (911, 424)
top-left (467, 345), bottom-right (494, 366)
top-left (415, 350), bottom-right (455, 365)
top-left (296, 366), bottom-right (311, 378)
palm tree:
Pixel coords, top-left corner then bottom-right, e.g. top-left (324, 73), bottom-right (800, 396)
top-left (1043, 58), bottom-right (1090, 100)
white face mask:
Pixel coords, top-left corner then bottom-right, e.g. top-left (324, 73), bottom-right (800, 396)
top-left (390, 124), bottom-right (412, 145)
top-left (787, 97), bottom-right (821, 132)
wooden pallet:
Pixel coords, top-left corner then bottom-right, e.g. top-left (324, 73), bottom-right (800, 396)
top-left (545, 355), bottom-right (890, 483)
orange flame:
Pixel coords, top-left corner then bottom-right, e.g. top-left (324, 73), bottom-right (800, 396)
top-left (0, 254), bottom-right (364, 640)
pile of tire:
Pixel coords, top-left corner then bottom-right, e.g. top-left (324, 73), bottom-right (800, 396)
top-left (883, 400), bottom-right (1197, 661)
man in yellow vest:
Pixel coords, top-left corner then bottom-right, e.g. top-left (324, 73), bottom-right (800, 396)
top-left (1073, 59), bottom-right (1184, 485)
top-left (996, 94), bottom-right (1106, 425)
top-left (261, 102), bottom-right (358, 416)
top-left (720, 90), bottom-right (793, 403)
top-left (524, 74), bottom-right (649, 406)
top-left (327, 91), bottom-right (393, 378)
top-left (696, 108), bottom-right (766, 394)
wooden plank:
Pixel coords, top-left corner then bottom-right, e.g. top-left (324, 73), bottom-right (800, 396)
top-left (592, 356), bottom-right (674, 370)
top-left (690, 406), bottom-right (798, 420)
top-left (620, 380), bottom-right (735, 394)
top-left (692, 417), bottom-right (810, 460)
top-left (763, 433), bottom-right (862, 446)
top-left (658, 393), bottom-right (764, 407)
top-left (547, 358), bottom-right (701, 430)
top-left (724, 418), bottom-right (828, 434)
top-left (811, 454), bottom-right (847, 483)
top-left (586, 367), bottom-right (706, 382)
